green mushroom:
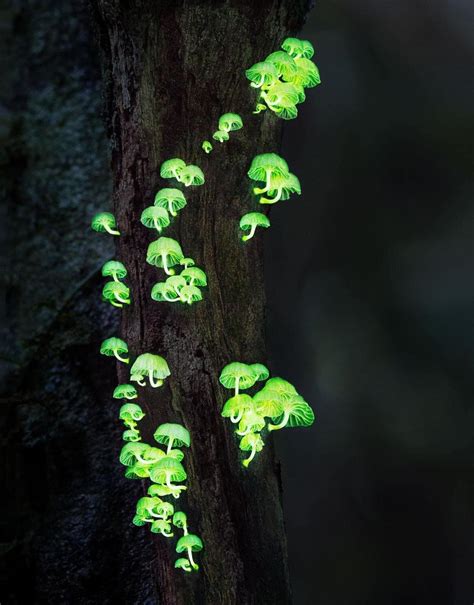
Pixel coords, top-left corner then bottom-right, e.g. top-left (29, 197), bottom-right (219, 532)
top-left (239, 213), bottom-right (270, 241)
top-left (240, 432), bottom-right (265, 468)
top-left (180, 257), bottom-right (195, 269)
top-left (91, 212), bottom-right (120, 236)
top-left (168, 448), bottom-right (185, 462)
top-left (253, 102), bottom-right (268, 115)
top-left (151, 519), bottom-right (174, 537)
top-left (250, 363), bottom-right (269, 382)
top-left (140, 206), bottom-right (171, 233)
top-left (264, 377), bottom-right (299, 400)
top-left (119, 403), bottom-right (145, 427)
top-left (120, 443), bottom-right (165, 467)
top-left (102, 281), bottom-right (131, 308)
top-left (236, 408), bottom-right (266, 436)
top-left (218, 113), bottom-right (243, 133)
top-left (154, 188), bottom-right (187, 217)
top-left (291, 57), bottom-right (321, 88)
top-left (212, 130), bottom-right (229, 143)
top-left (179, 284), bottom-right (203, 305)
top-left (123, 429), bottom-right (142, 443)
top-left (262, 82), bottom-right (300, 119)
top-left (176, 534), bottom-right (203, 571)
top-left (101, 260), bottom-right (127, 282)
top-left (267, 394), bottom-right (315, 432)
top-left (179, 165), bottom-right (205, 187)
top-left (265, 51), bottom-right (297, 80)
top-left (147, 237), bottom-right (184, 276)
top-left (154, 423), bottom-right (190, 455)
top-left (175, 558), bottom-right (192, 572)
top-left (173, 511), bottom-right (188, 535)
top-left (219, 362), bottom-right (258, 397)
top-left (126, 462), bottom-right (149, 478)
top-left (130, 353), bottom-right (170, 388)
top-left (136, 496), bottom-right (162, 521)
top-left (245, 61), bottom-right (279, 89)
top-left (221, 394), bottom-right (253, 424)
top-left (202, 140), bottom-right (213, 154)
top-left (166, 275), bottom-right (187, 297)
top-left (149, 457), bottom-right (187, 498)
top-left (160, 158), bottom-right (186, 182)
top-left (180, 267), bottom-right (207, 287)
top-left (113, 384), bottom-right (138, 400)
top-left (281, 37), bottom-right (315, 60)
top-left (148, 484), bottom-right (177, 499)
top-left (252, 387), bottom-right (284, 419)
top-left (248, 153), bottom-right (289, 196)
top-left (259, 172), bottom-right (301, 205)
top-left (151, 281), bottom-right (181, 303)
top-left (100, 337), bottom-right (129, 363)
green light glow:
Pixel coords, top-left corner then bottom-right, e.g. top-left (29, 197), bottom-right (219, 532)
top-left (160, 158), bottom-right (186, 182)
top-left (176, 534), bottom-right (203, 571)
top-left (154, 188), bottom-right (187, 217)
top-left (173, 511), bottom-right (188, 535)
top-left (248, 153), bottom-right (289, 195)
top-left (100, 337), bottom-right (129, 363)
top-left (154, 423), bottom-right (190, 454)
top-left (250, 363), bottom-right (269, 382)
top-left (141, 206), bottom-right (171, 232)
top-left (245, 61), bottom-right (279, 89)
top-left (179, 165), bottom-right (205, 187)
top-left (267, 394), bottom-right (315, 431)
top-left (281, 37), bottom-right (314, 60)
top-left (202, 140), bottom-right (213, 153)
top-left (102, 280), bottom-right (131, 308)
top-left (113, 384), bottom-right (138, 400)
top-left (240, 433), bottom-right (264, 467)
top-left (101, 260), bottom-right (127, 281)
top-left (239, 212), bottom-right (270, 241)
top-left (180, 257), bottom-right (195, 269)
top-left (119, 403), bottom-right (145, 427)
top-left (181, 267), bottom-right (207, 287)
top-left (265, 51), bottom-right (297, 81)
top-left (221, 394), bottom-right (253, 424)
top-left (218, 113), bottom-right (243, 133)
top-left (149, 457), bottom-right (187, 499)
top-left (147, 237), bottom-right (184, 276)
top-left (130, 353), bottom-right (170, 388)
top-left (219, 362), bottom-right (258, 396)
top-left (259, 172), bottom-right (301, 205)
top-left (212, 130), bottom-right (229, 143)
top-left (91, 212), bottom-right (120, 236)
top-left (236, 408), bottom-right (265, 436)
top-left (180, 284), bottom-right (202, 305)
top-left (175, 558), bottom-right (192, 572)
top-left (151, 519), bottom-right (174, 537)
top-left (123, 428), bottom-right (142, 443)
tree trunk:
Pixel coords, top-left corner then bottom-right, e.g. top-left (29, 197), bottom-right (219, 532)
top-left (90, 1), bottom-right (310, 603)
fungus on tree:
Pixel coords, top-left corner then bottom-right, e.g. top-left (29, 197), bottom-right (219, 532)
top-left (140, 206), bottom-right (171, 233)
top-left (218, 113), bottom-right (243, 133)
top-left (236, 408), bottom-right (266, 436)
top-left (239, 212), bottom-right (270, 241)
top-left (219, 362), bottom-right (258, 397)
top-left (100, 337), bottom-right (129, 363)
top-left (146, 237), bottom-right (184, 276)
top-left (154, 188), bottom-right (187, 217)
top-left (212, 130), bottom-right (229, 143)
top-left (250, 363), bottom-right (270, 382)
top-left (102, 281), bottom-right (131, 308)
top-left (151, 519), bottom-right (174, 537)
top-left (173, 511), bottom-right (188, 535)
top-left (101, 260), bottom-right (127, 282)
top-left (181, 267), bottom-right (207, 288)
top-left (201, 140), bottom-right (213, 154)
top-left (175, 558), bottom-right (192, 573)
top-left (247, 153), bottom-right (289, 196)
top-left (113, 384), bottom-right (138, 400)
top-left (123, 429), bottom-right (142, 443)
top-left (265, 50), bottom-right (297, 80)
top-left (180, 257), bottom-right (195, 269)
top-left (267, 394), bottom-right (315, 431)
top-left (179, 165), bottom-right (205, 187)
top-left (149, 457), bottom-right (188, 498)
top-left (240, 432), bottom-right (265, 468)
top-left (130, 353), bottom-right (170, 388)
top-left (281, 37), bottom-right (314, 60)
top-left (154, 423), bottom-right (190, 454)
top-left (245, 61), bottom-right (279, 89)
top-left (258, 172), bottom-right (301, 204)
top-left (291, 57), bottom-right (321, 88)
top-left (119, 403), bottom-right (145, 427)
top-left (151, 281), bottom-right (182, 303)
top-left (91, 212), bottom-right (120, 236)
top-left (221, 394), bottom-right (253, 424)
top-left (175, 534), bottom-right (203, 571)
top-left (252, 387), bottom-right (284, 419)
top-left (179, 284), bottom-right (203, 305)
top-left (160, 158), bottom-right (186, 182)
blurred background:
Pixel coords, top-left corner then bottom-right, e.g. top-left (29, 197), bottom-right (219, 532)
top-left (1, 0), bottom-right (473, 603)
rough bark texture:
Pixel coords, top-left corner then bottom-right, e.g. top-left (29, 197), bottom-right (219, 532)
top-left (90, 1), bottom-right (310, 603)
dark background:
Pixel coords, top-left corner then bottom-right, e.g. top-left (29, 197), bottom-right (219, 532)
top-left (1, 1), bottom-right (473, 604)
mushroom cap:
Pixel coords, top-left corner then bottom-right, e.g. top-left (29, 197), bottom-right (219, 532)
top-left (265, 82), bottom-right (300, 108)
top-left (264, 377), bottom-right (298, 400)
top-left (282, 37), bottom-right (314, 59)
top-left (100, 337), bottom-right (128, 356)
top-left (273, 104), bottom-right (298, 120)
top-left (149, 457), bottom-right (187, 484)
top-left (113, 384), bottom-right (138, 399)
top-left (291, 57), bottom-right (320, 88)
top-left (151, 281), bottom-right (178, 302)
top-left (140, 206), bottom-right (171, 230)
top-left (156, 500), bottom-right (174, 518)
top-left (249, 363), bottom-right (269, 381)
top-left (102, 281), bottom-right (130, 302)
top-left (247, 153), bottom-right (289, 182)
top-left (130, 353), bottom-right (170, 380)
top-left (148, 484), bottom-right (176, 498)
top-left (218, 113), bottom-right (243, 132)
top-left (202, 140), bottom-right (213, 152)
top-left (173, 511), bottom-right (188, 529)
top-left (154, 423), bottom-right (190, 449)
top-left (265, 51), bottom-right (297, 80)
top-left (181, 267), bottom-right (207, 287)
top-left (180, 284), bottom-right (203, 304)
top-left (239, 212), bottom-right (270, 230)
top-left (175, 558), bottom-right (192, 571)
top-left (125, 463), bottom-right (150, 480)
top-left (267, 172), bottom-right (301, 200)
top-left (238, 409), bottom-right (266, 434)
top-left (132, 515), bottom-right (147, 526)
top-left (221, 394), bottom-right (253, 418)
top-left (179, 165), bottom-right (205, 186)
top-left (212, 130), bottom-right (230, 142)
top-left (119, 442), bottom-right (149, 466)
top-left (154, 188), bottom-right (187, 212)
top-left (101, 260), bottom-right (127, 279)
top-left (168, 448), bottom-right (185, 462)
top-left (180, 257), bottom-right (195, 268)
top-left (91, 212), bottom-right (117, 232)
top-left (136, 496), bottom-right (161, 516)
top-left (278, 395), bottom-right (315, 427)
top-left (146, 237), bottom-right (184, 269)
top-left (142, 447), bottom-right (167, 464)
top-left (151, 519), bottom-right (172, 535)
top-left (176, 534), bottom-right (203, 554)
top-left (166, 275), bottom-right (187, 291)
top-left (160, 158), bottom-right (186, 179)
top-left (245, 61), bottom-right (279, 87)
top-left (239, 432), bottom-right (265, 453)
top-left (119, 403), bottom-right (145, 422)
top-left (252, 388), bottom-right (284, 418)
top-left (219, 362), bottom-right (258, 390)
top-left (122, 429), bottom-right (142, 443)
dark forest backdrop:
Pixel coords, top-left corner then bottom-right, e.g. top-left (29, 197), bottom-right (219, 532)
top-left (1, 0), bottom-right (473, 604)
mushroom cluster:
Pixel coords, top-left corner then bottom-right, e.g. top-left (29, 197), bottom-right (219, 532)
top-left (160, 158), bottom-right (205, 187)
top-left (219, 362), bottom-right (315, 467)
top-left (101, 259), bottom-right (131, 308)
top-left (246, 37), bottom-right (320, 120)
top-left (207, 113), bottom-right (243, 150)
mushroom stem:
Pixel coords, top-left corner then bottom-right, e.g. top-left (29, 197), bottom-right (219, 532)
top-left (260, 187), bottom-right (283, 205)
top-left (110, 300), bottom-right (123, 308)
top-left (173, 169), bottom-right (182, 181)
top-left (114, 352), bottom-right (129, 364)
top-left (168, 202), bottom-right (177, 217)
top-left (268, 410), bottom-right (290, 432)
top-left (148, 372), bottom-right (163, 388)
top-left (234, 382), bottom-right (240, 398)
top-left (115, 294), bottom-right (130, 305)
top-left (153, 219), bottom-right (162, 233)
top-left (162, 529), bottom-right (173, 538)
top-left (230, 411), bottom-right (243, 424)
top-left (187, 548), bottom-right (199, 571)
top-left (243, 444), bottom-right (257, 467)
top-left (236, 425), bottom-right (252, 437)
top-left (112, 274), bottom-right (121, 282)
top-left (104, 225), bottom-right (120, 236)
top-left (242, 225), bottom-right (257, 241)
top-left (161, 254), bottom-right (175, 276)
top-left (166, 438), bottom-right (174, 455)
top-left (135, 376), bottom-right (146, 386)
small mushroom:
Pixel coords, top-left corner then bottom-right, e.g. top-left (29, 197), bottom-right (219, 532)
top-left (179, 165), bottom-right (205, 187)
top-left (147, 237), bottom-right (184, 276)
top-left (218, 113), bottom-right (243, 133)
top-left (221, 394), bottom-right (253, 424)
top-left (180, 257), bottom-right (195, 269)
top-left (239, 432), bottom-right (265, 468)
top-left (140, 206), bottom-right (171, 233)
top-left (175, 558), bottom-right (192, 572)
top-left (173, 511), bottom-right (188, 535)
top-left (130, 353), bottom-right (170, 388)
top-left (265, 51), bottom-right (297, 80)
top-left (212, 130), bottom-right (229, 143)
top-left (179, 284), bottom-right (203, 305)
top-left (151, 281), bottom-right (181, 303)
top-left (113, 384), bottom-right (138, 400)
top-left (176, 534), bottom-right (203, 571)
top-left (180, 267), bottom-right (207, 287)
top-left (119, 403), bottom-right (145, 427)
top-left (122, 428), bottom-right (142, 443)
top-left (154, 423), bottom-right (190, 455)
top-left (102, 281), bottom-right (131, 308)
top-left (239, 213), bottom-right (270, 241)
top-left (100, 337), bottom-right (129, 363)
top-left (160, 158), bottom-right (186, 182)
top-left (258, 172), bottom-right (301, 205)
top-left (201, 140), bottom-right (213, 154)
top-left (236, 408), bottom-right (266, 436)
top-left (245, 61), bottom-right (279, 89)
top-left (267, 394), bottom-right (315, 432)
top-left (248, 153), bottom-right (290, 195)
top-left (250, 363), bottom-right (269, 382)
top-left (281, 37), bottom-right (315, 60)
top-left (151, 519), bottom-right (174, 537)
top-left (101, 260), bottom-right (127, 282)
top-left (291, 57), bottom-right (321, 88)
top-left (149, 457), bottom-right (187, 499)
top-left (219, 362), bottom-right (259, 396)
top-left (252, 387), bottom-right (284, 419)
top-left (154, 188), bottom-right (187, 217)
top-left (91, 212), bottom-right (120, 236)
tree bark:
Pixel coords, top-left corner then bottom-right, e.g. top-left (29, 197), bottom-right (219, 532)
top-left (90, 1), bottom-right (310, 603)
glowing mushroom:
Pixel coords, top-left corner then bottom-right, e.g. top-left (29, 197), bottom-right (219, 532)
top-left (100, 337), bottom-right (129, 363)
top-left (180, 267), bottom-right (207, 287)
top-left (247, 153), bottom-right (289, 196)
top-left (245, 61), bottom-right (279, 89)
top-left (153, 423), bottom-right (190, 455)
top-left (179, 284), bottom-right (203, 305)
top-left (160, 158), bottom-right (186, 182)
top-left (113, 384), bottom-right (138, 400)
top-left (147, 237), bottom-right (184, 276)
top-left (265, 51), bottom-right (297, 80)
top-left (239, 213), bottom-right (270, 241)
top-left (267, 394), bottom-right (315, 432)
top-left (154, 189), bottom-right (187, 218)
top-left (151, 281), bottom-right (181, 303)
top-left (151, 519), bottom-right (174, 537)
top-left (250, 363), bottom-right (269, 382)
top-left (101, 260), bottom-right (127, 282)
top-left (173, 511), bottom-right (188, 535)
top-left (149, 457), bottom-right (187, 498)
top-left (130, 353), bottom-right (170, 388)
top-left (179, 165), bottom-right (205, 187)
top-left (281, 37), bottom-right (315, 60)
top-left (91, 212), bottom-right (120, 236)
top-left (102, 281), bottom-right (131, 308)
top-left (291, 57), bottom-right (321, 88)
top-left (175, 534), bottom-right (203, 571)
top-left (219, 362), bottom-right (258, 397)
top-left (218, 113), bottom-right (243, 133)
top-left (175, 558), bottom-right (192, 572)
top-left (202, 140), bottom-right (213, 154)
top-left (140, 206), bottom-right (171, 233)
top-left (180, 257), bottom-right (195, 269)
top-left (236, 408), bottom-right (266, 436)
top-left (221, 394), bottom-right (253, 424)
top-left (258, 172), bottom-right (301, 205)
top-left (212, 130), bottom-right (229, 143)
top-left (240, 432), bottom-right (265, 468)
top-left (119, 403), bottom-right (145, 427)
top-left (252, 387), bottom-right (284, 419)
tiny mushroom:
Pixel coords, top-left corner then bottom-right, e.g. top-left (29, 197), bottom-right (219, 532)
top-left (180, 257), bottom-right (195, 269)
top-left (151, 281), bottom-right (182, 303)
top-left (140, 206), bottom-right (171, 233)
top-left (149, 457), bottom-right (187, 498)
top-left (221, 394), bottom-right (253, 424)
top-left (160, 158), bottom-right (186, 182)
top-left (245, 61), bottom-right (279, 89)
top-left (248, 153), bottom-right (289, 195)
top-left (258, 172), bottom-right (301, 205)
top-left (113, 384), bottom-right (138, 400)
top-left (291, 57), bottom-right (321, 88)
top-left (219, 362), bottom-right (259, 397)
top-left (236, 408), bottom-right (266, 436)
top-left (179, 165), bottom-right (205, 187)
top-left (173, 511), bottom-right (188, 535)
top-left (123, 428), bottom-right (142, 443)
top-left (250, 363), bottom-right (270, 382)
top-left (119, 403), bottom-right (145, 427)
top-left (154, 423), bottom-right (191, 455)
top-left (147, 237), bottom-right (184, 276)
top-left (130, 353), bottom-right (170, 388)
top-left (154, 188), bottom-right (187, 217)
top-left (91, 212), bottom-right (120, 236)
top-left (100, 337), bottom-right (129, 363)
top-left (218, 113), bottom-right (243, 133)
top-left (212, 130), bottom-right (229, 143)
top-left (265, 50), bottom-right (297, 80)
top-left (267, 394), bottom-right (315, 432)
top-left (202, 140), bottom-right (213, 153)
top-left (151, 519), bottom-right (174, 537)
top-left (179, 284), bottom-right (203, 305)
top-left (101, 260), bottom-right (127, 282)
top-left (102, 281), bottom-right (131, 308)
top-left (176, 534), bottom-right (203, 571)
top-left (239, 432), bottom-right (265, 468)
top-left (239, 213), bottom-right (270, 241)
top-left (181, 267), bottom-right (207, 287)
top-left (175, 558), bottom-right (192, 573)
top-left (281, 37), bottom-right (315, 60)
